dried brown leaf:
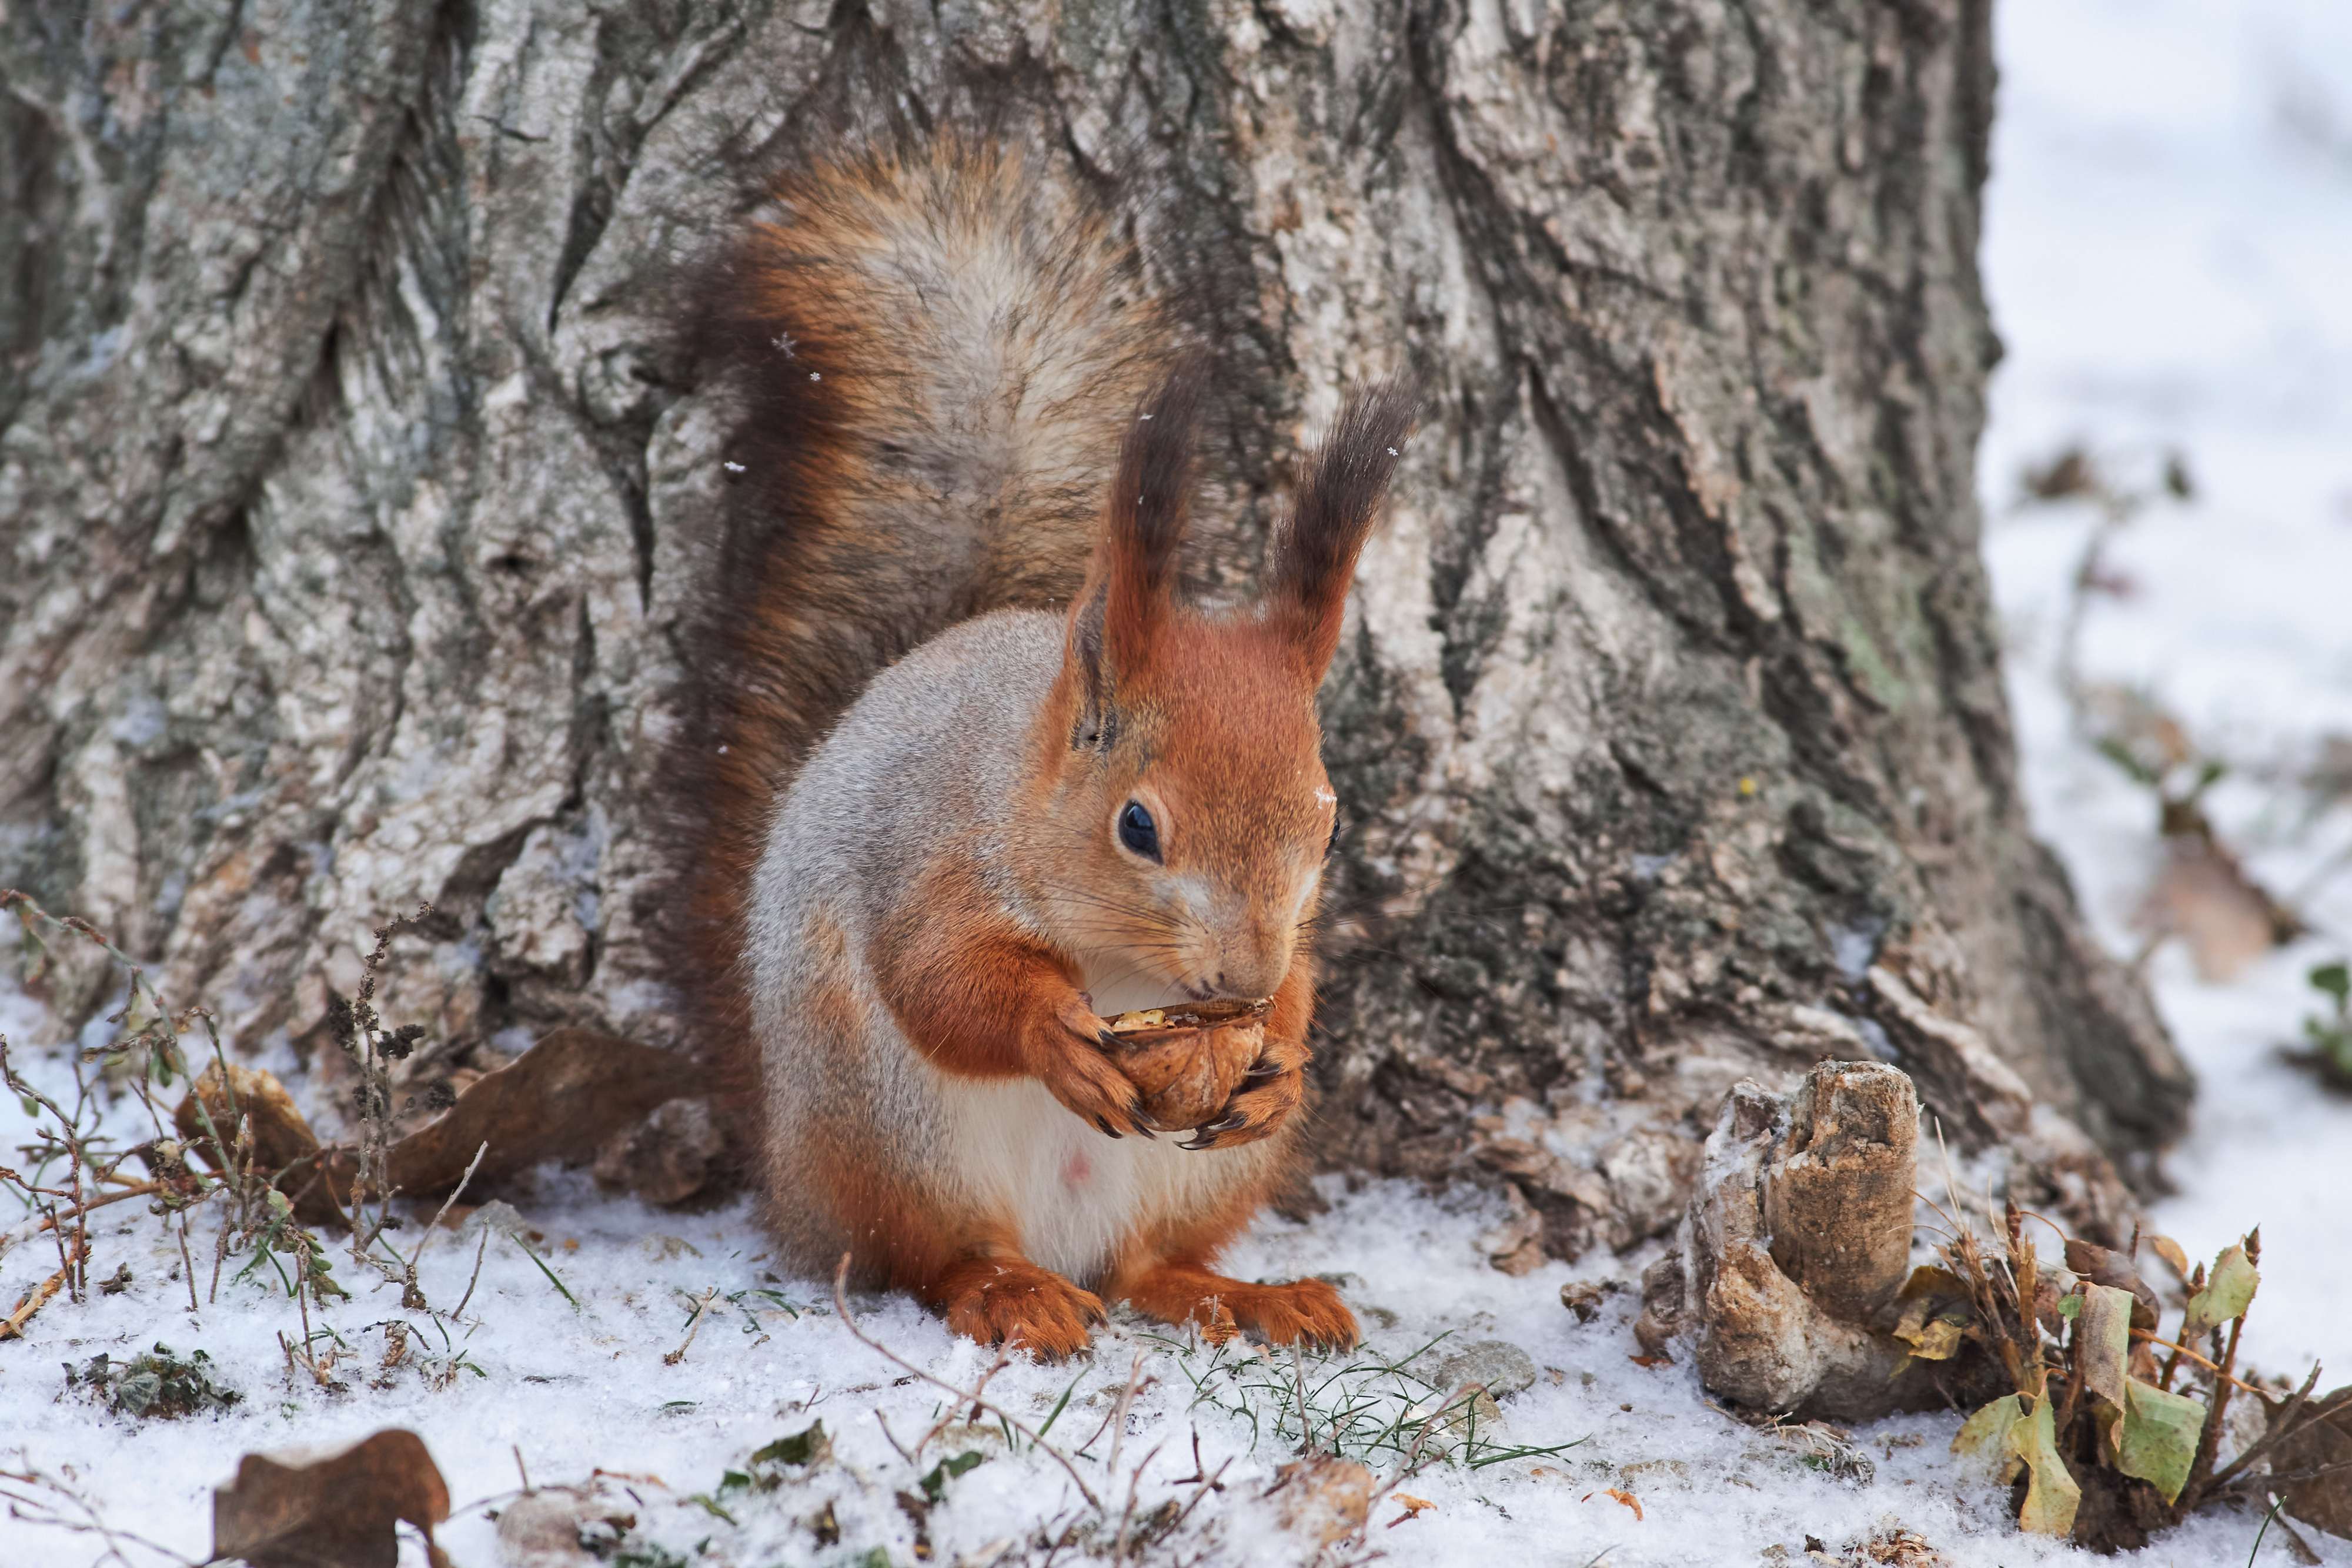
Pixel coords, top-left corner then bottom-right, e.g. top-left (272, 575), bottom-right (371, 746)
top-left (385, 1027), bottom-right (687, 1195)
top-left (2275, 1388), bottom-right (2352, 1543)
top-left (2064, 1239), bottom-right (2160, 1330)
top-left (211, 1428), bottom-right (450, 1568)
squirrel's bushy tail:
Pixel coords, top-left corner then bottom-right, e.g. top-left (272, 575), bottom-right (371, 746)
top-left (660, 138), bottom-right (1175, 1160)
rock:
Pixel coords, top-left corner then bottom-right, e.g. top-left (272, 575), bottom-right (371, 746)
top-left (1431, 1339), bottom-right (1539, 1403)
top-left (1478, 1185), bottom-right (1548, 1276)
top-left (1598, 1128), bottom-right (1701, 1249)
top-left (1559, 1278), bottom-right (1621, 1323)
top-left (1633, 1253), bottom-right (1686, 1358)
top-left (592, 1098), bottom-right (723, 1206)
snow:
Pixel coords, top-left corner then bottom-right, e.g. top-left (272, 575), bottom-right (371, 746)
top-left (1980, 0), bottom-right (2352, 1393)
top-left (7, 2), bottom-right (2352, 1564)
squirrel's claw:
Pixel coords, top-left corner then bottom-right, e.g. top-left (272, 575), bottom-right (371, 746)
top-left (1182, 1032), bottom-right (1310, 1149)
top-left (1177, 1112), bottom-right (1247, 1151)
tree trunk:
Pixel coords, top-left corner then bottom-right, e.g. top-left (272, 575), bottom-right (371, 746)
top-left (0, 0), bottom-right (2187, 1249)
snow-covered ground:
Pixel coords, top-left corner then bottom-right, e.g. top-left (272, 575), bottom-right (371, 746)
top-left (7, 3), bottom-right (2352, 1564)
top-left (1981, 0), bottom-right (2352, 1393)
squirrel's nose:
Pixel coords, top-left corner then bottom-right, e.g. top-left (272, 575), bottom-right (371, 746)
top-left (1208, 928), bottom-right (1291, 1001)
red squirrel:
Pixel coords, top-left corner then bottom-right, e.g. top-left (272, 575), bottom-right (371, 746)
top-left (663, 138), bottom-right (1412, 1359)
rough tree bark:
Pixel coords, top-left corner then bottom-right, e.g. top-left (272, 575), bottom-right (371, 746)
top-left (1, 0), bottom-right (2189, 1252)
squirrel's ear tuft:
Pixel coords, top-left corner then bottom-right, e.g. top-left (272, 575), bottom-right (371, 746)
top-left (1097, 359), bottom-right (1207, 676)
top-left (1065, 577), bottom-right (1118, 751)
top-left (1268, 376), bottom-right (1417, 681)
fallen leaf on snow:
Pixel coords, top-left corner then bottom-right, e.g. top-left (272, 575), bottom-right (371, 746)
top-left (1385, 1493), bottom-right (1435, 1527)
top-left (385, 1027), bottom-right (689, 1194)
top-left (211, 1427), bottom-right (449, 1568)
top-left (2137, 834), bottom-right (2298, 984)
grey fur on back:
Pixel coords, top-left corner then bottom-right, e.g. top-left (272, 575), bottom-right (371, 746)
top-left (744, 610), bottom-right (1056, 1273)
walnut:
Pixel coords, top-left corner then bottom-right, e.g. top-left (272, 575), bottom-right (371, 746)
top-left (1101, 999), bottom-right (1269, 1132)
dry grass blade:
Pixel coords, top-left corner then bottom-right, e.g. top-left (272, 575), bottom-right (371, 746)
top-left (0, 1244), bottom-right (82, 1340)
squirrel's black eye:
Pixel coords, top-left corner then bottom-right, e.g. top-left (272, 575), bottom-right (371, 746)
top-left (1118, 801), bottom-right (1161, 861)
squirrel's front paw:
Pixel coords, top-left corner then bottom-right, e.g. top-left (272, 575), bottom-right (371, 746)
top-left (1177, 1031), bottom-right (1308, 1151)
top-left (1029, 995), bottom-right (1152, 1139)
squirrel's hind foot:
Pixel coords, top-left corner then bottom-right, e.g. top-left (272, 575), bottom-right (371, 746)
top-left (934, 1256), bottom-right (1106, 1362)
top-left (1122, 1263), bottom-right (1358, 1351)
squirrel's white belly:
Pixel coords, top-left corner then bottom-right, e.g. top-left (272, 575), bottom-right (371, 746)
top-left (937, 1078), bottom-right (1247, 1285)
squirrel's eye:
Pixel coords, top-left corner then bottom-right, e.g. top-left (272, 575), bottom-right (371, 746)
top-left (1118, 801), bottom-right (1161, 861)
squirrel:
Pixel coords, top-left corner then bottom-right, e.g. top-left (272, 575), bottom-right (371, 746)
top-left (660, 137), bottom-right (1413, 1359)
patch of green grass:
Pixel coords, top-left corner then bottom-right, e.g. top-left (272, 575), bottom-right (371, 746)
top-left (1143, 1330), bottom-right (1586, 1475)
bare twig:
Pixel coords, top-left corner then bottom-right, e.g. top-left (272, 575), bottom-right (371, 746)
top-left (665, 1287), bottom-right (720, 1366)
top-left (410, 1141), bottom-right (489, 1281)
top-left (0, 1245), bottom-right (82, 1340)
top-left (828, 1255), bottom-right (1101, 1510)
top-left (452, 1225), bottom-right (492, 1320)
top-left (2130, 1328), bottom-right (2267, 1398)
top-left (0, 1181), bottom-right (165, 1248)
top-left (1106, 1350), bottom-right (1148, 1477)
top-left (0, 1457), bottom-right (202, 1567)
top-left (1357, 1380), bottom-right (1479, 1542)
top-left (1161, 1432), bottom-right (1233, 1542)
top-left (874, 1410), bottom-right (917, 1465)
top-left (2211, 1373), bottom-right (2352, 1495)
top-left (1114, 1437), bottom-right (1169, 1559)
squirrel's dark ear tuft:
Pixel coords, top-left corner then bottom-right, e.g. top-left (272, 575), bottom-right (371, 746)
top-left (1269, 376), bottom-right (1418, 680)
top-left (1097, 358), bottom-right (1207, 674)
top-left (1065, 577), bottom-right (1120, 751)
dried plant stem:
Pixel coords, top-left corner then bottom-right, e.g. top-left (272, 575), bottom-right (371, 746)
top-left (2184, 1309), bottom-right (2251, 1507)
top-left (0, 1245), bottom-right (82, 1340)
top-left (394, 1139), bottom-right (488, 1312)
top-left (1113, 1437), bottom-right (1168, 1559)
top-left (1160, 1433), bottom-right (1232, 1543)
top-left (2130, 1328), bottom-right (2266, 1397)
top-left (452, 1225), bottom-right (492, 1319)
top-left (0, 1460), bottom-right (202, 1566)
top-left (0, 1039), bottom-right (89, 1301)
top-left (0, 1181), bottom-right (164, 1246)
top-left (2210, 1376), bottom-right (2352, 1495)
top-left (828, 1255), bottom-right (1102, 1510)
top-left (1357, 1380), bottom-right (1477, 1544)
top-left (664, 1287), bottom-right (720, 1365)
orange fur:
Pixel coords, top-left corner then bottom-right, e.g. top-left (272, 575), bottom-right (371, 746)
top-left (870, 857), bottom-right (1152, 1138)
